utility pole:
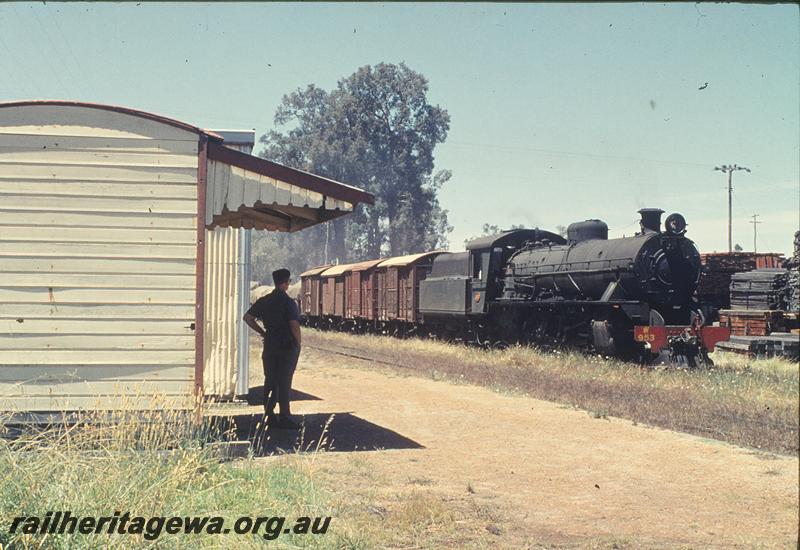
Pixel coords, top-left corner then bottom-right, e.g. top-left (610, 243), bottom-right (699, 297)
top-left (714, 164), bottom-right (751, 253)
top-left (749, 213), bottom-right (761, 253)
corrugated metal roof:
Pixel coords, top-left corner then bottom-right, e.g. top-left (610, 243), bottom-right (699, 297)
top-left (207, 143), bottom-right (373, 207)
top-left (300, 265), bottom-right (333, 277)
top-left (320, 262), bottom-right (360, 277)
top-left (0, 102), bottom-right (374, 234)
top-left (350, 258), bottom-right (385, 272)
top-left (0, 100), bottom-right (224, 141)
top-left (205, 145), bottom-right (374, 231)
top-left (378, 251), bottom-right (448, 268)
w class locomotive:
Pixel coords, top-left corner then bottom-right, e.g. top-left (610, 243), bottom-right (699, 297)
top-left (300, 208), bottom-right (730, 365)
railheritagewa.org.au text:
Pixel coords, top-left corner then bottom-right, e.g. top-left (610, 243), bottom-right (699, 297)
top-left (7, 511), bottom-right (331, 541)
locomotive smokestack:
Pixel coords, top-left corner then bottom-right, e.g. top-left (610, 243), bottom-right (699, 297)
top-left (638, 208), bottom-right (665, 233)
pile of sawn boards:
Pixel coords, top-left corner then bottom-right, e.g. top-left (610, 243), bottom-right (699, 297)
top-left (787, 269), bottom-right (800, 314)
top-left (698, 254), bottom-right (760, 310)
top-left (787, 230), bottom-right (800, 313)
top-left (716, 334), bottom-right (799, 360)
top-left (718, 309), bottom-right (784, 336)
top-left (729, 269), bottom-right (790, 310)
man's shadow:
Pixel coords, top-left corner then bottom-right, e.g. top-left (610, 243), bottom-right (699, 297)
top-left (208, 411), bottom-right (424, 456)
top-left (244, 386), bottom-right (321, 406)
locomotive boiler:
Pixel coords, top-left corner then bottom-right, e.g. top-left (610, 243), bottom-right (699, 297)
top-left (504, 210), bottom-right (699, 313)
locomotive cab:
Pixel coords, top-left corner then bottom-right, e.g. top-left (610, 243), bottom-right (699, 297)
top-left (465, 229), bottom-right (566, 315)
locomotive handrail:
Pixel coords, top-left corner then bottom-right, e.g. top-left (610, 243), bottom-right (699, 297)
top-left (517, 266), bottom-right (629, 276)
top-left (495, 298), bottom-right (643, 306)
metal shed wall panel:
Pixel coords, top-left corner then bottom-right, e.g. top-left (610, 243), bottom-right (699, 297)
top-left (210, 131), bottom-right (255, 400)
top-left (0, 105), bottom-right (198, 411)
top-left (203, 227), bottom-right (241, 399)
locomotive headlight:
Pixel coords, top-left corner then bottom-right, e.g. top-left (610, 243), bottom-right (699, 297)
top-left (664, 213), bottom-right (687, 236)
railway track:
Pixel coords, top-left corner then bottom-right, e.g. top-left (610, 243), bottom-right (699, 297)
top-left (304, 342), bottom-right (408, 370)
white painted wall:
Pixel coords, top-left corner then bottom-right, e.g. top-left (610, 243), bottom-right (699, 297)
top-left (0, 105), bottom-right (198, 411)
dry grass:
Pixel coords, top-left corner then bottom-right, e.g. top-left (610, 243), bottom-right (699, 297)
top-left (312, 455), bottom-right (509, 549)
top-left (0, 402), bottom-right (509, 549)
top-left (0, 405), bottom-right (356, 549)
top-left (306, 329), bottom-right (799, 455)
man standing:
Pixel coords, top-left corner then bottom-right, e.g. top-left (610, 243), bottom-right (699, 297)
top-left (243, 268), bottom-right (302, 430)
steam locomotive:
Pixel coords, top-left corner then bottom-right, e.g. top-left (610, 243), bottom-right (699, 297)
top-left (299, 208), bottom-right (730, 365)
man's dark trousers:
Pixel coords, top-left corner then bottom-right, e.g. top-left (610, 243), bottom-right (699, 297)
top-left (262, 345), bottom-right (300, 416)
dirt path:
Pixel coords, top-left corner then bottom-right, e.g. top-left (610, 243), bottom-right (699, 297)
top-left (248, 346), bottom-right (798, 548)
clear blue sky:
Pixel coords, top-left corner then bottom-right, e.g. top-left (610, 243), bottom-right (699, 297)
top-left (1, 2), bottom-right (798, 254)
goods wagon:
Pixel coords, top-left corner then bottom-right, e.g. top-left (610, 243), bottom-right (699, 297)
top-left (299, 265), bottom-right (331, 321)
top-left (345, 259), bottom-right (384, 322)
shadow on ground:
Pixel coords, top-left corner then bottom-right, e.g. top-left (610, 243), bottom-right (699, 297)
top-left (244, 386), bottom-right (321, 406)
top-left (208, 412), bottom-right (424, 456)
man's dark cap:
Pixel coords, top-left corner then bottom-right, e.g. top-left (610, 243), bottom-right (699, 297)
top-left (272, 268), bottom-right (291, 286)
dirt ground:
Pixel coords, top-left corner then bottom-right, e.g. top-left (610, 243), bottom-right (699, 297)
top-left (240, 346), bottom-right (799, 548)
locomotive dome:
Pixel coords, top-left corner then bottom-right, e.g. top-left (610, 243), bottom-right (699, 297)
top-left (567, 219), bottom-right (609, 243)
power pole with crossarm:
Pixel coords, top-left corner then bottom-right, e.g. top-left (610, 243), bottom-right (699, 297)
top-left (714, 164), bottom-right (751, 253)
top-left (749, 213), bottom-right (761, 253)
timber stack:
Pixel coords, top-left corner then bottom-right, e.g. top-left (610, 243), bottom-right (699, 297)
top-left (697, 252), bottom-right (784, 311)
top-left (785, 230), bottom-right (800, 314)
top-left (715, 234), bottom-right (799, 358)
top-left (729, 269), bottom-right (789, 310)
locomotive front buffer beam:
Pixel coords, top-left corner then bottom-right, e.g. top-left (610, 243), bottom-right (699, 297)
top-left (634, 325), bottom-right (730, 354)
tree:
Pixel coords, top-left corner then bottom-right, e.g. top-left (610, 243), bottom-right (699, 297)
top-left (464, 223), bottom-right (526, 247)
top-left (254, 62), bottom-right (452, 279)
top-left (250, 225), bottom-right (329, 284)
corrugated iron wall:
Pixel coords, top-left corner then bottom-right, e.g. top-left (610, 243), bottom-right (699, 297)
top-left (203, 132), bottom-right (254, 400)
top-left (203, 227), bottom-right (240, 398)
top-left (235, 228), bottom-right (251, 396)
top-left (0, 104), bottom-right (198, 411)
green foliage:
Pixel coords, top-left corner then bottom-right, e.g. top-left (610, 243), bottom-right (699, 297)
top-left (251, 225), bottom-right (329, 285)
top-left (463, 223), bottom-right (526, 247)
top-left (253, 63), bottom-right (452, 281)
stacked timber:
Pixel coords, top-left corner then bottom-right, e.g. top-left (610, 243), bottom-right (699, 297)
top-left (715, 334), bottom-right (800, 360)
top-left (729, 269), bottom-right (789, 310)
top-left (787, 269), bottom-right (800, 314)
top-left (714, 236), bottom-right (800, 355)
top-left (697, 253), bottom-right (783, 310)
top-left (786, 231), bottom-right (800, 314)
top-left (719, 309), bottom-right (785, 336)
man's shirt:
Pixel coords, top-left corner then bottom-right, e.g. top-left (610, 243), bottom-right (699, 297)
top-left (247, 288), bottom-right (300, 350)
